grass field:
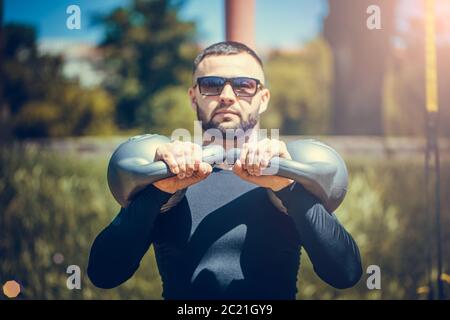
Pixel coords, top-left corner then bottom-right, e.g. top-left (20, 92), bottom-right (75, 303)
top-left (1, 141), bottom-right (449, 299)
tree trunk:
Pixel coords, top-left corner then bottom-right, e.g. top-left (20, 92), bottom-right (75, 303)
top-left (324, 0), bottom-right (396, 135)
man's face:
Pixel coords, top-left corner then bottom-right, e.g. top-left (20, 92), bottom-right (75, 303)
top-left (188, 52), bottom-right (270, 137)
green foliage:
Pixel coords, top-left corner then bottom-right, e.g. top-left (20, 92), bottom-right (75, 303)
top-left (0, 23), bottom-right (117, 138)
top-left (263, 38), bottom-right (332, 135)
top-left (137, 85), bottom-right (196, 136)
top-left (298, 158), bottom-right (450, 299)
top-left (0, 1), bottom-right (198, 139)
top-left (0, 145), bottom-right (161, 299)
top-left (382, 47), bottom-right (427, 137)
top-left (14, 86), bottom-right (117, 137)
top-left (98, 0), bottom-right (198, 129)
top-left (1, 144), bottom-right (449, 299)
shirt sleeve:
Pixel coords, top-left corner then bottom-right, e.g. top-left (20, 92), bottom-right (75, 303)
top-left (87, 184), bottom-right (173, 289)
top-left (273, 182), bottom-right (363, 289)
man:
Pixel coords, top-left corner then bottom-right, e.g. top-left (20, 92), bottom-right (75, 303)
top-left (88, 41), bottom-right (362, 299)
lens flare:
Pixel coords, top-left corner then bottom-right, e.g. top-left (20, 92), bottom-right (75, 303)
top-left (3, 280), bottom-right (21, 298)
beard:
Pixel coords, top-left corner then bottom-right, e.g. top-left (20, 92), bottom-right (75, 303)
top-left (195, 102), bottom-right (259, 139)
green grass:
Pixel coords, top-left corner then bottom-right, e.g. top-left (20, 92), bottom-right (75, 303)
top-left (1, 144), bottom-right (449, 299)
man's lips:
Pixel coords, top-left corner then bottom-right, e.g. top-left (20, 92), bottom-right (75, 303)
top-left (213, 110), bottom-right (240, 117)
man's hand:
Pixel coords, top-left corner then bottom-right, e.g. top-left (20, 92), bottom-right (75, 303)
top-left (232, 138), bottom-right (294, 192)
top-left (153, 140), bottom-right (212, 194)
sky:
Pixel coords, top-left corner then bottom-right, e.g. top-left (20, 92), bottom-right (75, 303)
top-left (6, 0), bottom-right (449, 53)
top-left (396, 0), bottom-right (450, 44)
top-left (4, 0), bottom-right (328, 50)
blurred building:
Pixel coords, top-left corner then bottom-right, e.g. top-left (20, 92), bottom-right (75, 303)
top-left (324, 0), bottom-right (397, 135)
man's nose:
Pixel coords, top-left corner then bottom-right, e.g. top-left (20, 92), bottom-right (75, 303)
top-left (219, 83), bottom-right (236, 105)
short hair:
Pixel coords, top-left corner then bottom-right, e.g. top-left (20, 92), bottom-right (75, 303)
top-left (193, 41), bottom-right (263, 74)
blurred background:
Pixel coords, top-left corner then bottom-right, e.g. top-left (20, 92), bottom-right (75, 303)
top-left (0, 0), bottom-right (449, 299)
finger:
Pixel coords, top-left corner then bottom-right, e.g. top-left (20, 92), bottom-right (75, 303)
top-left (246, 143), bottom-right (257, 175)
top-left (261, 141), bottom-right (276, 171)
top-left (232, 159), bottom-right (248, 178)
top-left (253, 141), bottom-right (270, 176)
top-left (173, 143), bottom-right (186, 179)
top-left (184, 142), bottom-right (194, 178)
top-left (233, 158), bottom-right (242, 172)
top-left (199, 162), bottom-right (213, 176)
top-left (181, 163), bottom-right (212, 187)
top-left (260, 146), bottom-right (272, 171)
top-left (251, 140), bottom-right (269, 176)
top-left (191, 143), bottom-right (202, 172)
top-left (161, 149), bottom-right (179, 175)
top-left (233, 160), bottom-right (265, 185)
top-left (240, 143), bottom-right (249, 171)
top-left (277, 139), bottom-right (291, 160)
top-left (253, 148), bottom-right (262, 176)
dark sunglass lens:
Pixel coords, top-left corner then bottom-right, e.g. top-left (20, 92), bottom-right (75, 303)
top-left (233, 78), bottom-right (257, 96)
top-left (199, 77), bottom-right (224, 95)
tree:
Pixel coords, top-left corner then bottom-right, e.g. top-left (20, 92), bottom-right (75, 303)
top-left (263, 38), bottom-right (332, 135)
top-left (0, 22), bottom-right (116, 138)
top-left (384, 16), bottom-right (450, 138)
top-left (97, 0), bottom-right (198, 129)
top-left (0, 0), bottom-right (8, 142)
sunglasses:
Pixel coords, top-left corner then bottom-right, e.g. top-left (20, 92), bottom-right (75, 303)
top-left (196, 76), bottom-right (263, 97)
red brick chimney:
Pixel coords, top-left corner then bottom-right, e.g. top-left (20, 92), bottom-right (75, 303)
top-left (225, 0), bottom-right (255, 50)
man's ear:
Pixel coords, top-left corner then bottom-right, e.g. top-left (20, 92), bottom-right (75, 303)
top-left (188, 87), bottom-right (197, 112)
top-left (258, 88), bottom-right (270, 114)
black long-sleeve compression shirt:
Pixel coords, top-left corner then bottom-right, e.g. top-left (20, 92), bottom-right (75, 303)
top-left (88, 166), bottom-right (362, 299)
